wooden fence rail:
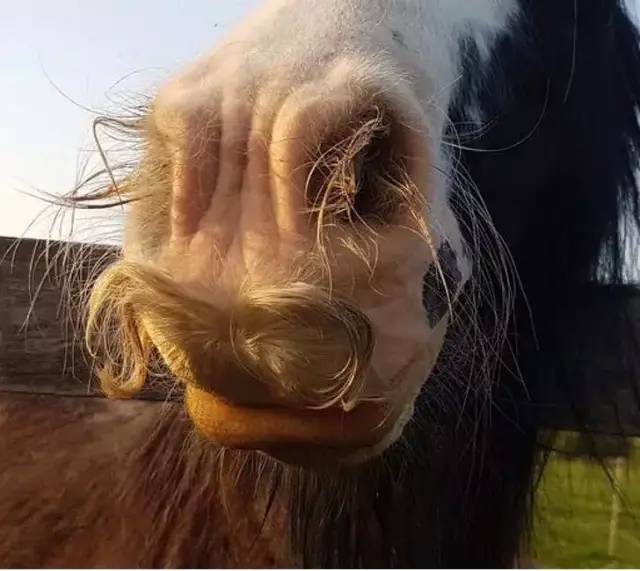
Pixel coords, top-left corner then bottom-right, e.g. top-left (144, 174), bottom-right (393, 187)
top-left (1, 235), bottom-right (639, 436)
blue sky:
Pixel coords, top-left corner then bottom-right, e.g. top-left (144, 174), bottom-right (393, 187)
top-left (2, 1), bottom-right (640, 244)
top-left (1, 1), bottom-right (259, 240)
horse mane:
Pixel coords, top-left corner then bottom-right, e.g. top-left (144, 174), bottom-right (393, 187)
top-left (445, 0), bottom-right (640, 562)
top-left (464, 0), bottom-right (640, 427)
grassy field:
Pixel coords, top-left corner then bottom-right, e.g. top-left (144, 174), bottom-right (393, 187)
top-left (533, 433), bottom-right (640, 568)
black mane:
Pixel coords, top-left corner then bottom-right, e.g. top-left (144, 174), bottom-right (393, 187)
top-left (447, 0), bottom-right (640, 563)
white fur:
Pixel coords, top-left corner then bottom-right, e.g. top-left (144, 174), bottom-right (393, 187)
top-left (204, 0), bottom-right (518, 128)
top-left (161, 0), bottom-right (518, 267)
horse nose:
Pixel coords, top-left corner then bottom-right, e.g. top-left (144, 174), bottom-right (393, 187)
top-left (153, 77), bottom-right (431, 245)
top-left (137, 72), bottom-right (435, 455)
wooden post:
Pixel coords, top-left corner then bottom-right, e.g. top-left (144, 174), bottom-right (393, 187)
top-left (0, 236), bottom-right (168, 401)
top-left (607, 455), bottom-right (627, 558)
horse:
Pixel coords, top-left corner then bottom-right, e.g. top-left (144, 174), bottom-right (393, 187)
top-left (1, 0), bottom-right (639, 567)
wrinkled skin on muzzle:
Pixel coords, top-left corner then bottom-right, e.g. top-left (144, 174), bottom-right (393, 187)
top-left (85, 0), bottom-right (517, 463)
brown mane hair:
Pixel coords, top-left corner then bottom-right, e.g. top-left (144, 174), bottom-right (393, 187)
top-left (0, 381), bottom-right (523, 567)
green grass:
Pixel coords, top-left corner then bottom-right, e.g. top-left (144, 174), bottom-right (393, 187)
top-left (533, 434), bottom-right (640, 568)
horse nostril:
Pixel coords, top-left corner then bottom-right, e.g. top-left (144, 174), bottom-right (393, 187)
top-left (351, 114), bottom-right (393, 213)
top-left (270, 87), bottom-right (431, 237)
top-left (305, 102), bottom-right (419, 229)
top-left (304, 104), bottom-right (402, 225)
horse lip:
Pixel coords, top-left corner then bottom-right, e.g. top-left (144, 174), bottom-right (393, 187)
top-left (184, 384), bottom-right (396, 451)
top-left (183, 348), bottom-right (429, 457)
